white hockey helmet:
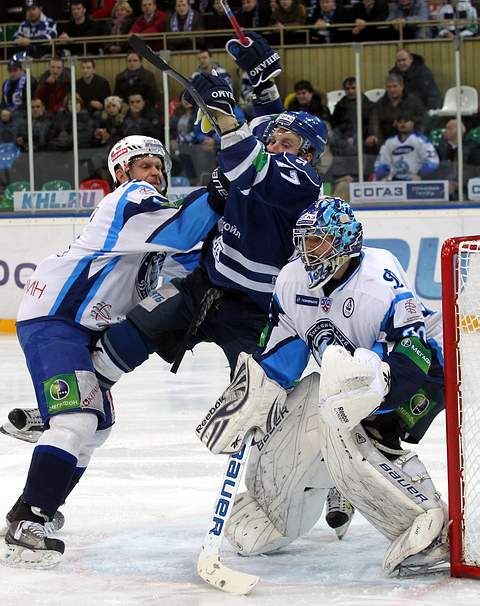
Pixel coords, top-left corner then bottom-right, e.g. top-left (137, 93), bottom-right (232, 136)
top-left (107, 135), bottom-right (172, 192)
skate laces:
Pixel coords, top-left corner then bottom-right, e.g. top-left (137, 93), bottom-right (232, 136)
top-left (14, 521), bottom-right (47, 540)
top-left (327, 487), bottom-right (349, 513)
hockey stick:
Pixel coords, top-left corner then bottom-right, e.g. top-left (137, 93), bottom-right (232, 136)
top-left (128, 35), bottom-right (222, 137)
top-left (219, 0), bottom-right (249, 45)
top-left (197, 433), bottom-right (260, 595)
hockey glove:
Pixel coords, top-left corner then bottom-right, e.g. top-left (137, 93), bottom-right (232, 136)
top-left (225, 32), bottom-right (281, 88)
top-left (183, 73), bottom-right (236, 134)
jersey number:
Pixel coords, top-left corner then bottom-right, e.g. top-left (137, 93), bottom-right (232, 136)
top-left (280, 169), bottom-right (300, 185)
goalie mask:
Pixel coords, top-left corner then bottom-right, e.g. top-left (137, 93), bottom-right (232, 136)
top-left (262, 111), bottom-right (328, 163)
top-left (293, 196), bottom-right (363, 289)
top-left (107, 135), bottom-right (172, 194)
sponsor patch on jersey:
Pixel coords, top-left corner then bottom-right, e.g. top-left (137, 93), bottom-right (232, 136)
top-left (394, 336), bottom-right (431, 374)
top-left (321, 297), bottom-right (332, 313)
top-left (139, 283), bottom-right (179, 312)
top-left (296, 294), bottom-right (319, 307)
top-left (342, 297), bottom-right (355, 317)
top-left (393, 296), bottom-right (423, 328)
top-left (395, 388), bottom-right (437, 428)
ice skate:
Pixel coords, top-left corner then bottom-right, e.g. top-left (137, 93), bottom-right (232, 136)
top-left (394, 526), bottom-right (450, 577)
top-left (3, 504), bottom-right (65, 569)
top-left (1, 496), bottom-right (65, 538)
top-left (325, 487), bottom-right (355, 540)
top-left (0, 407), bottom-right (43, 443)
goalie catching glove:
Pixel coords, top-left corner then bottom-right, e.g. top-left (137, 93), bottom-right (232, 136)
top-left (196, 352), bottom-right (287, 454)
top-left (226, 32), bottom-right (281, 88)
top-left (318, 346), bottom-right (391, 431)
top-left (183, 72), bottom-right (236, 134)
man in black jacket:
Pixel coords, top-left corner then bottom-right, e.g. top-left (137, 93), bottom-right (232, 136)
top-left (389, 49), bottom-right (442, 110)
top-left (76, 59), bottom-right (111, 116)
top-left (114, 52), bottom-right (158, 107)
top-left (288, 80), bottom-right (331, 122)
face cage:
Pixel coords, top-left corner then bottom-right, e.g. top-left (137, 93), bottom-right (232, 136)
top-left (293, 229), bottom-right (350, 288)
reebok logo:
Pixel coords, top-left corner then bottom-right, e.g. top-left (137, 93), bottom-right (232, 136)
top-left (335, 406), bottom-right (349, 425)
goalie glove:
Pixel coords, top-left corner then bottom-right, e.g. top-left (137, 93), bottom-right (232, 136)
top-left (226, 32), bottom-right (281, 88)
top-left (318, 346), bottom-right (391, 431)
top-left (195, 352), bottom-right (287, 454)
top-left (183, 72), bottom-right (236, 134)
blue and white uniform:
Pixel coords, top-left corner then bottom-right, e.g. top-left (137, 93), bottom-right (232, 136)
top-left (257, 247), bottom-right (444, 442)
top-left (374, 132), bottom-right (439, 181)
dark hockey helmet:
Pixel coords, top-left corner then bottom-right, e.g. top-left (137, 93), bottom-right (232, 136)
top-left (293, 196), bottom-right (363, 288)
top-left (262, 111), bottom-right (328, 163)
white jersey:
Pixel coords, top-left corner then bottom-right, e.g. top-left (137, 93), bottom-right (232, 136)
top-left (375, 132), bottom-right (439, 181)
top-left (257, 247), bottom-right (443, 392)
top-left (17, 179), bottom-right (219, 331)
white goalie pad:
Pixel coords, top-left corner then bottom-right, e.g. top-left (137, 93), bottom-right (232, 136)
top-left (318, 420), bottom-right (447, 573)
top-left (196, 352), bottom-right (287, 454)
top-left (226, 373), bottom-right (334, 555)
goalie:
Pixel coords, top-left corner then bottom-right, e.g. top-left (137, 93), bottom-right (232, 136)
top-left (197, 195), bottom-right (448, 577)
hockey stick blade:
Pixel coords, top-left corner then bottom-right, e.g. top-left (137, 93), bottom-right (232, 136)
top-left (197, 554), bottom-right (259, 595)
top-left (197, 436), bottom-right (260, 595)
top-left (128, 35), bottom-right (222, 136)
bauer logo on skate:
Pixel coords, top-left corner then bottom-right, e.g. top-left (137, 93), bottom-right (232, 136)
top-left (209, 444), bottom-right (247, 536)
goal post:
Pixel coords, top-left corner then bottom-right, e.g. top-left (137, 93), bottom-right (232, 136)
top-left (441, 235), bottom-right (480, 579)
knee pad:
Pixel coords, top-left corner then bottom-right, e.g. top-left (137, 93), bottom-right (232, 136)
top-left (77, 427), bottom-right (113, 468)
top-left (38, 412), bottom-right (98, 459)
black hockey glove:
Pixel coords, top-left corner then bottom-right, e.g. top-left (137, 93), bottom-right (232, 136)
top-left (226, 32), bottom-right (281, 88)
top-left (183, 73), bottom-right (236, 133)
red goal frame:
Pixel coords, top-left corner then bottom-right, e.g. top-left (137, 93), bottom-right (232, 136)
top-left (441, 235), bottom-right (480, 579)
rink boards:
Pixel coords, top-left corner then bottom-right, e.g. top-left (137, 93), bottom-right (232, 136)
top-left (2, 206), bottom-right (480, 328)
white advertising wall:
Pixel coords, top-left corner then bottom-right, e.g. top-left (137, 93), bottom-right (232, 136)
top-left (2, 207), bottom-right (480, 321)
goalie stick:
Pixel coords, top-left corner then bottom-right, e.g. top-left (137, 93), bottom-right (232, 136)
top-left (128, 34), bottom-right (222, 137)
top-left (197, 433), bottom-right (260, 595)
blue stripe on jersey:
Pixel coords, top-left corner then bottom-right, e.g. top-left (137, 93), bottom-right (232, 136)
top-left (259, 337), bottom-right (310, 389)
top-left (147, 191), bottom-right (218, 249)
top-left (170, 250), bottom-right (201, 273)
top-left (380, 291), bottom-right (415, 332)
top-left (103, 183), bottom-right (142, 250)
top-left (49, 254), bottom-right (98, 315)
top-left (75, 256), bottom-right (121, 323)
top-left (371, 341), bottom-right (387, 359)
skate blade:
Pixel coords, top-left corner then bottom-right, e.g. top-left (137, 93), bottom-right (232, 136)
top-left (0, 423), bottom-right (41, 444)
top-left (2, 544), bottom-right (63, 569)
top-left (334, 518), bottom-right (353, 540)
top-left (395, 559), bottom-right (450, 577)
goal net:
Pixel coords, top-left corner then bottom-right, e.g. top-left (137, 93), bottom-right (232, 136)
top-left (442, 236), bottom-right (480, 579)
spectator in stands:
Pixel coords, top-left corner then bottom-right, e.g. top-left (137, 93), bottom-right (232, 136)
top-left (365, 73), bottom-right (426, 151)
top-left (130, 0), bottom-right (167, 50)
top-left (235, 0), bottom-right (271, 29)
top-left (433, 119), bottom-right (480, 198)
top-left (390, 49), bottom-right (441, 110)
top-left (122, 92), bottom-right (162, 139)
top-left (169, 97), bottom-right (198, 181)
top-left (238, 71), bottom-right (254, 120)
top-left (436, 0), bottom-right (478, 39)
top-left (191, 49), bottom-right (233, 88)
top-left (1, 59), bottom-right (37, 116)
top-left (167, 0), bottom-right (205, 51)
top-left (13, 0), bottom-right (57, 58)
top-left (272, 0), bottom-right (307, 43)
top-left (35, 57), bottom-right (70, 114)
top-left (17, 98), bottom-right (52, 151)
top-left (308, 0), bottom-right (352, 44)
top-left (113, 51), bottom-right (158, 106)
top-left (352, 0), bottom-right (390, 42)
top-left (76, 59), bottom-right (112, 117)
top-left (374, 110), bottom-right (439, 180)
top-left (104, 1), bottom-right (135, 54)
top-left (90, 0), bottom-right (118, 19)
top-left (48, 93), bottom-right (96, 150)
top-left (0, 109), bottom-right (25, 145)
top-left (288, 80), bottom-right (331, 121)
top-left (387, 0), bottom-right (430, 40)
top-left (94, 95), bottom-right (125, 146)
top-left (58, 0), bottom-right (103, 55)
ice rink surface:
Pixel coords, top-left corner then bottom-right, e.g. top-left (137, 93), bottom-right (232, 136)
top-left (1, 334), bottom-right (479, 606)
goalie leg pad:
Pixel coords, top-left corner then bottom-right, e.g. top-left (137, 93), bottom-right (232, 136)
top-left (226, 373), bottom-right (333, 554)
top-left (196, 352), bottom-right (287, 454)
top-left (318, 422), bottom-right (445, 541)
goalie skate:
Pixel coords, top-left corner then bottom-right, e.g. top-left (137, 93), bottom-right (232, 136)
top-left (4, 520), bottom-right (65, 569)
top-left (325, 487), bottom-right (355, 540)
top-left (0, 407), bottom-right (43, 443)
top-left (394, 528), bottom-right (450, 577)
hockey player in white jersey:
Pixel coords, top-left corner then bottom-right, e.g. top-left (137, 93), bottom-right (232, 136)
top-left (2, 135), bottom-right (222, 569)
top-left (197, 196), bottom-right (448, 577)
top-left (374, 111), bottom-right (439, 181)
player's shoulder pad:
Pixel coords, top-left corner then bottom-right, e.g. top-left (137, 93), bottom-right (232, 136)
top-left (274, 153), bottom-right (320, 187)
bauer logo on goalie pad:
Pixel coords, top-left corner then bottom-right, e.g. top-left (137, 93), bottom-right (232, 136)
top-left (378, 462), bottom-right (429, 503)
